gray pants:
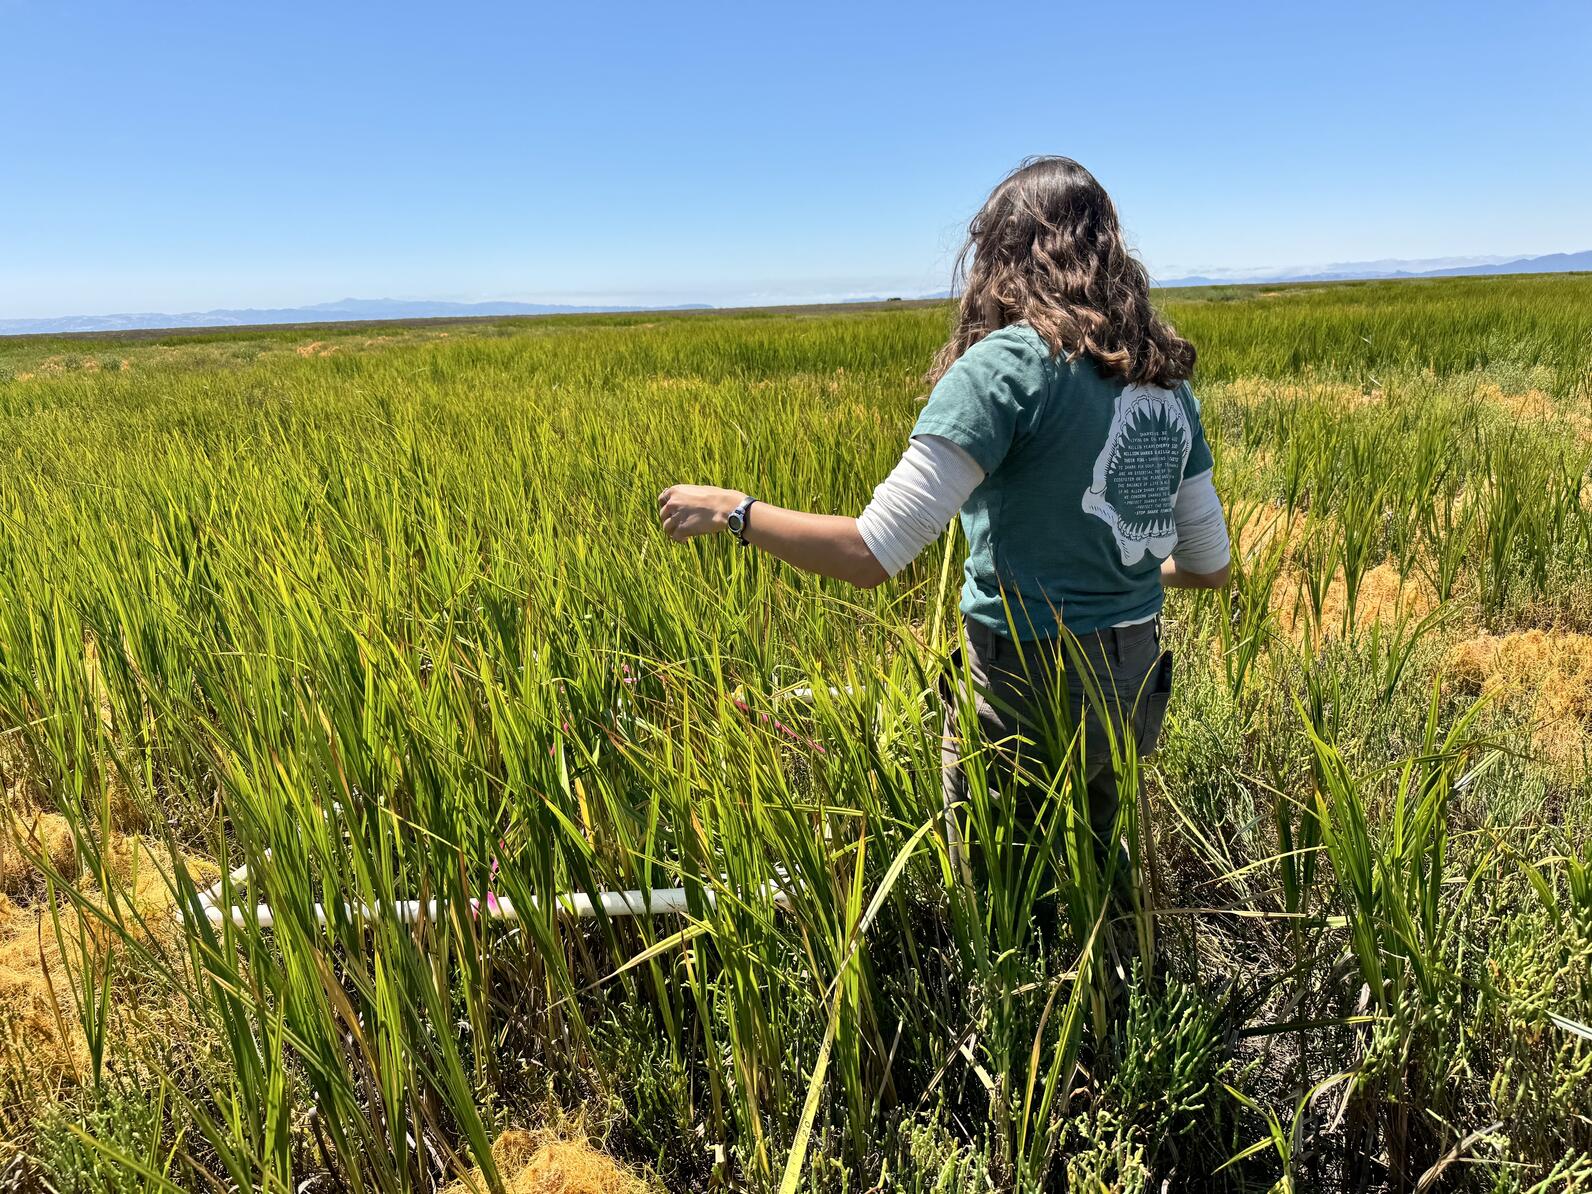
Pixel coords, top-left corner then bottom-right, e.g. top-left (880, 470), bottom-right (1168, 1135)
top-left (940, 616), bottom-right (1172, 882)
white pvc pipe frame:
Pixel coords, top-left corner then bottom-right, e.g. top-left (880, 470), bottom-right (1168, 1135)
top-left (190, 685), bottom-right (847, 931)
top-left (193, 864), bottom-right (790, 931)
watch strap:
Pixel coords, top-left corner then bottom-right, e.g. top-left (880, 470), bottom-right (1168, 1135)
top-left (729, 496), bottom-right (757, 546)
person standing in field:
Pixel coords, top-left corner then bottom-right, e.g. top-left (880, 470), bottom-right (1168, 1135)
top-left (658, 155), bottom-right (1231, 886)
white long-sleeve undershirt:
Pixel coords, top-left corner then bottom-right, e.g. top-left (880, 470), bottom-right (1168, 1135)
top-left (855, 434), bottom-right (1230, 586)
top-left (1169, 469), bottom-right (1230, 574)
top-left (855, 436), bottom-right (986, 577)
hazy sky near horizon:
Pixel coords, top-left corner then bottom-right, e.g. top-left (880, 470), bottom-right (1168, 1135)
top-left (3, 0), bottom-right (1588, 318)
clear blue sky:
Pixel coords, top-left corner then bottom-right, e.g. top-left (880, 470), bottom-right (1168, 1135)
top-left (3, 0), bottom-right (1588, 318)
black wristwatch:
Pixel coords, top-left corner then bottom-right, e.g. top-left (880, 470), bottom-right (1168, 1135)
top-left (726, 496), bottom-right (757, 547)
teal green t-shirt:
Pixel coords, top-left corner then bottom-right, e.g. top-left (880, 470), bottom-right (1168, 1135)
top-left (912, 323), bottom-right (1214, 638)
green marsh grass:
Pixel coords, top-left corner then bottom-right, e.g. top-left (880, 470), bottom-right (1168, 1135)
top-left (1, 274), bottom-right (1591, 1191)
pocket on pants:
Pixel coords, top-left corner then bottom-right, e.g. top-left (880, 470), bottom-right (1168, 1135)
top-left (1136, 650), bottom-right (1174, 757)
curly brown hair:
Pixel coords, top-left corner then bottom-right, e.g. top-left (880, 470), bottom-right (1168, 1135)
top-left (928, 156), bottom-right (1195, 390)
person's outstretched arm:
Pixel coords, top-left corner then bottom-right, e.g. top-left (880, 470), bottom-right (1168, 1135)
top-left (657, 487), bottom-right (888, 587)
top-left (658, 437), bottom-right (983, 589)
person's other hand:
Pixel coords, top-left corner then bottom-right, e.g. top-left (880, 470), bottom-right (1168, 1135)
top-left (658, 485), bottom-right (745, 542)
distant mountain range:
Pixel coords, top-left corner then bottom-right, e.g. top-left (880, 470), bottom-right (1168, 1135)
top-left (6, 251), bottom-right (1591, 335)
top-left (0, 297), bottom-right (712, 337)
top-left (1155, 250), bottom-right (1592, 289)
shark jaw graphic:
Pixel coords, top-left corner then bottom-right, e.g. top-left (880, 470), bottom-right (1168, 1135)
top-left (1082, 384), bottom-right (1193, 566)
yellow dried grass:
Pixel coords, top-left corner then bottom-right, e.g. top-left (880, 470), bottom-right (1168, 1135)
top-left (1274, 561), bottom-right (1439, 643)
top-left (442, 1128), bottom-right (655, 1194)
top-left (1448, 629), bottom-right (1592, 763)
top-left (0, 824), bottom-right (217, 1093)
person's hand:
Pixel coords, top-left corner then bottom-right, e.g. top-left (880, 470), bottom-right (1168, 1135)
top-left (658, 485), bottom-right (746, 542)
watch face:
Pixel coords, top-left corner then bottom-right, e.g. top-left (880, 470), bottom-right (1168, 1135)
top-left (727, 511), bottom-right (744, 534)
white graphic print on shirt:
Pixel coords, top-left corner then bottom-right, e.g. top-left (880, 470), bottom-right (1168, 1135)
top-left (1082, 383), bottom-right (1193, 566)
